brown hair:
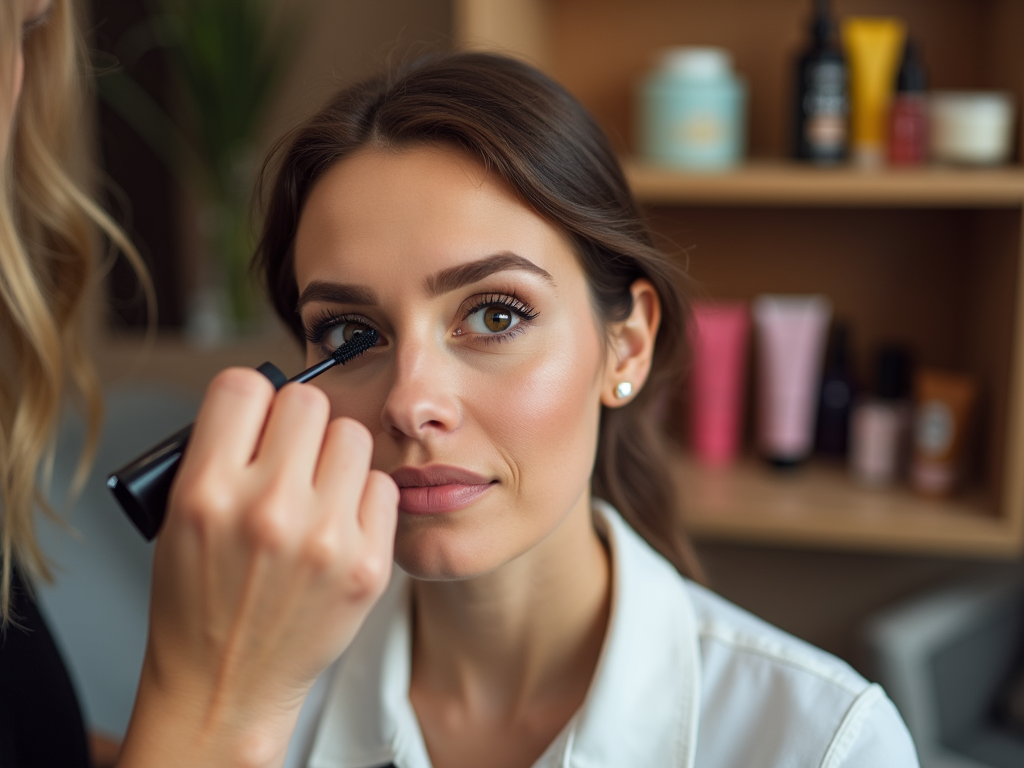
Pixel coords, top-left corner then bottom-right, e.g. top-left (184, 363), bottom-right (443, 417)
top-left (255, 51), bottom-right (703, 581)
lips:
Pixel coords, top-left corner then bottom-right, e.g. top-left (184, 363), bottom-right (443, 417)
top-left (390, 465), bottom-right (496, 514)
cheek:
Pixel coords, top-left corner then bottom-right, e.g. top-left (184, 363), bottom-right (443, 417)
top-left (313, 367), bottom-right (389, 433)
top-left (472, 319), bottom-right (606, 488)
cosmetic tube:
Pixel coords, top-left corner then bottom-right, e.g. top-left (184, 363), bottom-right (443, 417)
top-left (841, 17), bottom-right (906, 167)
top-left (752, 295), bottom-right (832, 467)
top-left (910, 369), bottom-right (977, 497)
top-left (688, 301), bottom-right (750, 466)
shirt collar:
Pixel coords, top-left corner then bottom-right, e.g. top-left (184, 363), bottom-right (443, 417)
top-left (308, 502), bottom-right (701, 768)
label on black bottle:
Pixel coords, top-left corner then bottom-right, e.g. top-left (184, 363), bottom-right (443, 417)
top-left (803, 61), bottom-right (847, 154)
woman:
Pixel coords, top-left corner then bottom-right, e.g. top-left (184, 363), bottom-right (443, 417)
top-left (255, 52), bottom-right (920, 767)
top-left (2, 2), bottom-right (397, 766)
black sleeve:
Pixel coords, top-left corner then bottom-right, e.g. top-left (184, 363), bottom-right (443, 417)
top-left (0, 568), bottom-right (92, 768)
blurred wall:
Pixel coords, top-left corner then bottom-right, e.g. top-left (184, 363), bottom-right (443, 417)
top-left (176, 0), bottom-right (454, 332)
top-left (93, 0), bottom-right (452, 332)
top-left (93, 0), bottom-right (183, 328)
top-left (260, 0), bottom-right (453, 157)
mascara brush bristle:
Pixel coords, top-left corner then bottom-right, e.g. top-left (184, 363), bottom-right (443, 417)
top-left (332, 328), bottom-right (379, 365)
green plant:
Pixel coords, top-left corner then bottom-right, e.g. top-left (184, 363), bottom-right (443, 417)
top-left (98, 0), bottom-right (306, 330)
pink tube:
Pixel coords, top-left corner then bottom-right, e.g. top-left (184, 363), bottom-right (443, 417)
top-left (689, 301), bottom-right (751, 466)
top-left (752, 295), bottom-right (832, 466)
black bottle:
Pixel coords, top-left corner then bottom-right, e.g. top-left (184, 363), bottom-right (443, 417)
top-left (791, 0), bottom-right (849, 163)
top-left (816, 323), bottom-right (855, 456)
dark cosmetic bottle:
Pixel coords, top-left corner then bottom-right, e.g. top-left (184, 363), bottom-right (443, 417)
top-left (816, 323), bottom-right (855, 456)
top-left (792, 0), bottom-right (849, 163)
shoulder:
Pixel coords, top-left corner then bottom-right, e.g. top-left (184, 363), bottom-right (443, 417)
top-left (684, 581), bottom-right (919, 768)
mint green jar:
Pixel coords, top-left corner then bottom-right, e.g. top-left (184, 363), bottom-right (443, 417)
top-left (638, 47), bottom-right (747, 170)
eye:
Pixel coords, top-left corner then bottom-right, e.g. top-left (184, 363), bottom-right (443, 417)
top-left (455, 293), bottom-right (539, 342)
top-left (303, 310), bottom-right (381, 360)
top-left (465, 304), bottom-right (519, 334)
top-left (323, 320), bottom-right (374, 352)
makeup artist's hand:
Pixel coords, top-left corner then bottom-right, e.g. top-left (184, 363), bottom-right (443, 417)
top-left (118, 368), bottom-right (398, 768)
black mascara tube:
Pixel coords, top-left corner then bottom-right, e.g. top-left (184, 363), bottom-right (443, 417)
top-left (107, 330), bottom-right (378, 540)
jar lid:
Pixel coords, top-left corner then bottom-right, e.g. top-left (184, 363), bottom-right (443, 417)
top-left (658, 47), bottom-right (732, 79)
top-left (930, 91), bottom-right (1016, 118)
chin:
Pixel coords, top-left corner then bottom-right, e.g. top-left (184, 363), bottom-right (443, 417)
top-left (392, 515), bottom-right (513, 581)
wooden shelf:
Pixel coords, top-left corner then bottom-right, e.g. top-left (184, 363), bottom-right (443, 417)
top-left (92, 329), bottom-right (304, 394)
top-left (459, 0), bottom-right (1024, 558)
top-left (673, 454), bottom-right (1024, 558)
top-left (625, 160), bottom-right (1024, 208)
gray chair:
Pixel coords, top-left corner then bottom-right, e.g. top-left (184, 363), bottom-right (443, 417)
top-left (863, 578), bottom-right (1024, 768)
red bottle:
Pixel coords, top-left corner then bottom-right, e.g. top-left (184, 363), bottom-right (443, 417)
top-left (888, 40), bottom-right (928, 166)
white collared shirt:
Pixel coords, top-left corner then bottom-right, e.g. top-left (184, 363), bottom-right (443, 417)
top-left (285, 502), bottom-right (919, 768)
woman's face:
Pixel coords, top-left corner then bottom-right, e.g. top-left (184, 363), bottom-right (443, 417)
top-left (293, 145), bottom-right (612, 580)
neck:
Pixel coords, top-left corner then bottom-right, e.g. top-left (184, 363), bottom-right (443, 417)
top-left (410, 495), bottom-right (611, 717)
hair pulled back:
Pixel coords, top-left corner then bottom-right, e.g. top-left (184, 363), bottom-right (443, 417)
top-left (255, 51), bottom-right (702, 581)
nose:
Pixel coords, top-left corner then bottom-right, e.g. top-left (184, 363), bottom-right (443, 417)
top-left (379, 338), bottom-right (461, 439)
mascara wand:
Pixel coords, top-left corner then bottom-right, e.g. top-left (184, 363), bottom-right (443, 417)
top-left (107, 329), bottom-right (379, 541)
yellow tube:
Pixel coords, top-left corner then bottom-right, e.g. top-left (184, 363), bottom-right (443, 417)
top-left (842, 17), bottom-right (906, 167)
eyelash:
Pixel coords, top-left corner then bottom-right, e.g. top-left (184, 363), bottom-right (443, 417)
top-left (303, 308), bottom-right (376, 347)
top-left (459, 293), bottom-right (539, 344)
top-left (301, 292), bottom-right (541, 351)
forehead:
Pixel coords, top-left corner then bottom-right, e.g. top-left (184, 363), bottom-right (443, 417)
top-left (292, 145), bottom-right (579, 290)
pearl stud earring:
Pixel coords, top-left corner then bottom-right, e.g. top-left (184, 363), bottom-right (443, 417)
top-left (615, 382), bottom-right (633, 399)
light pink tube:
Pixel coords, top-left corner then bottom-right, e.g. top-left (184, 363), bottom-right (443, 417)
top-left (689, 301), bottom-right (750, 466)
top-left (752, 295), bottom-right (832, 466)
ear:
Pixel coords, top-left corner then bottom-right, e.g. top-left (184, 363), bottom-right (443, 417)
top-left (601, 278), bottom-right (661, 408)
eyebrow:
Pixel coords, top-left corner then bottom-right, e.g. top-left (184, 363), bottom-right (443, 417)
top-left (425, 252), bottom-right (554, 297)
top-left (295, 252), bottom-right (554, 313)
top-left (296, 282), bottom-right (378, 312)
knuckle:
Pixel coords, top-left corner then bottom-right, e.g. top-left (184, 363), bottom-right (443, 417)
top-left (170, 472), bottom-right (234, 531)
top-left (208, 367), bottom-right (275, 401)
top-left (332, 417), bottom-right (373, 454)
top-left (346, 555), bottom-right (390, 600)
top-left (299, 533), bottom-right (339, 574)
top-left (243, 510), bottom-right (291, 554)
top-left (243, 491), bottom-right (297, 553)
top-left (280, 382), bottom-right (331, 414)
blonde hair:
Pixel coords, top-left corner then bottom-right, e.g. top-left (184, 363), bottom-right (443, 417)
top-left (0, 0), bottom-right (152, 621)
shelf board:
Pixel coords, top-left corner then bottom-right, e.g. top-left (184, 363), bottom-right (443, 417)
top-left (673, 455), bottom-right (1023, 558)
top-left (92, 330), bottom-right (305, 394)
top-left (625, 160), bottom-right (1024, 208)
